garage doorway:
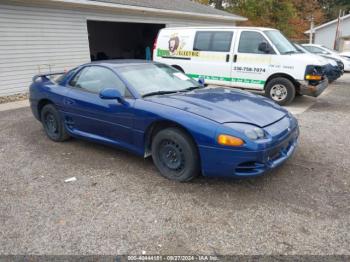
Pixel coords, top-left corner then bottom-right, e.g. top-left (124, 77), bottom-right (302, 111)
top-left (87, 20), bottom-right (165, 61)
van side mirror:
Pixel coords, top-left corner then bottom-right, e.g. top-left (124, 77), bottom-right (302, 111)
top-left (99, 88), bottom-right (127, 104)
top-left (198, 77), bottom-right (206, 87)
top-left (258, 42), bottom-right (271, 54)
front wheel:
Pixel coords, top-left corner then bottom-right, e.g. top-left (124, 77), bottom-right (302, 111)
top-left (265, 77), bottom-right (296, 105)
top-left (151, 128), bottom-right (200, 182)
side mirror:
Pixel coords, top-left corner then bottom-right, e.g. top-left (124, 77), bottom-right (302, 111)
top-left (198, 77), bottom-right (205, 87)
top-left (258, 42), bottom-right (270, 54)
top-left (198, 76), bottom-right (208, 87)
top-left (99, 88), bottom-right (126, 104)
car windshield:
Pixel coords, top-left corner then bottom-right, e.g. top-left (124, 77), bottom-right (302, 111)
top-left (322, 45), bottom-right (339, 54)
top-left (293, 43), bottom-right (307, 53)
top-left (264, 30), bottom-right (299, 54)
top-left (302, 45), bottom-right (327, 54)
top-left (117, 63), bottom-right (201, 97)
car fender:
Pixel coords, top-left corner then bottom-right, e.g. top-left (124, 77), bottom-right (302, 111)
top-left (132, 99), bottom-right (220, 155)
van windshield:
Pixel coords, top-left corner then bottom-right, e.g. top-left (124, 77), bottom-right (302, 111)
top-left (265, 30), bottom-right (299, 55)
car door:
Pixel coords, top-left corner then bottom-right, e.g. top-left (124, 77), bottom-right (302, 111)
top-left (189, 30), bottom-right (235, 86)
top-left (232, 30), bottom-right (276, 90)
top-left (63, 65), bottom-right (134, 144)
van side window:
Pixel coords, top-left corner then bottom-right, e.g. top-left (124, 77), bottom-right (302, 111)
top-left (238, 31), bottom-right (274, 54)
top-left (194, 31), bottom-right (233, 52)
top-left (194, 32), bottom-right (211, 51)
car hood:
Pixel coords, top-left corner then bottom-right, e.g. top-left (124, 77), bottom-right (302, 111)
top-left (289, 53), bottom-right (328, 66)
top-left (146, 88), bottom-right (287, 127)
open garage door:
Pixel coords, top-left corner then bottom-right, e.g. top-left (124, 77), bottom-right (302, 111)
top-left (87, 20), bottom-right (165, 61)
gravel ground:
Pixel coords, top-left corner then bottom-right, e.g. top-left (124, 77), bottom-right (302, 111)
top-left (0, 93), bottom-right (28, 104)
top-left (0, 77), bottom-right (349, 255)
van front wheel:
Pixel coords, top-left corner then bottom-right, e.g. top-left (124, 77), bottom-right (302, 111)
top-left (265, 77), bottom-right (295, 105)
top-left (171, 65), bottom-right (185, 73)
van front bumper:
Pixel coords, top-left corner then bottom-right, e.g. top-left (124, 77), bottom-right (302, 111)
top-left (298, 78), bottom-right (329, 97)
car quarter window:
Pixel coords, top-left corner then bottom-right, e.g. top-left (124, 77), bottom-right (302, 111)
top-left (238, 31), bottom-right (273, 54)
top-left (69, 66), bottom-right (129, 96)
top-left (194, 31), bottom-right (233, 52)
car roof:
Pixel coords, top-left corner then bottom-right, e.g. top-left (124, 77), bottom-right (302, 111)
top-left (161, 26), bottom-right (276, 31)
top-left (86, 59), bottom-right (159, 68)
top-left (302, 44), bottom-right (323, 47)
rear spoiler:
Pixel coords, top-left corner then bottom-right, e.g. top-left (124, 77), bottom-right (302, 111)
top-left (32, 72), bottom-right (66, 82)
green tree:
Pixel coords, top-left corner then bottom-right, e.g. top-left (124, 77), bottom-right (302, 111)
top-left (318, 0), bottom-right (350, 20)
top-left (226, 0), bottom-right (298, 37)
top-left (193, 0), bottom-right (326, 40)
top-left (193, 0), bottom-right (224, 9)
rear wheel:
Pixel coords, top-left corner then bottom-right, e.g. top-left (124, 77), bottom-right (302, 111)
top-left (41, 104), bottom-right (70, 142)
top-left (265, 77), bottom-right (296, 105)
top-left (151, 128), bottom-right (200, 182)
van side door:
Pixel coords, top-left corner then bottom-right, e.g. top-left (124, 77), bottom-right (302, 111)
top-left (232, 30), bottom-right (276, 90)
top-left (188, 30), bottom-right (235, 86)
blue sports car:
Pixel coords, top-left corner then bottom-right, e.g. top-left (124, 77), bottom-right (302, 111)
top-left (30, 60), bottom-right (299, 182)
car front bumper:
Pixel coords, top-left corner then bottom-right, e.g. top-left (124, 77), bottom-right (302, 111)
top-left (199, 126), bottom-right (299, 178)
top-left (298, 79), bottom-right (328, 97)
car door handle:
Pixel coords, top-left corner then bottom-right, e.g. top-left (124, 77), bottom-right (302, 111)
top-left (226, 54), bottom-right (230, 62)
top-left (233, 54), bottom-right (238, 63)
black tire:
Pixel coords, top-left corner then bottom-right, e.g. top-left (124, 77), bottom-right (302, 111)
top-left (151, 127), bottom-right (200, 182)
top-left (41, 104), bottom-right (70, 142)
top-left (265, 77), bottom-right (296, 105)
top-left (171, 65), bottom-right (185, 73)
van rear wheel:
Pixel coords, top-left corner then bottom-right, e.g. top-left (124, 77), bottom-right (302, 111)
top-left (265, 77), bottom-right (296, 105)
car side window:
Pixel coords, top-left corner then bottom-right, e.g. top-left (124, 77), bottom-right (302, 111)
top-left (238, 31), bottom-right (273, 54)
top-left (194, 31), bottom-right (233, 52)
top-left (69, 66), bottom-right (130, 97)
top-left (303, 46), bottom-right (327, 54)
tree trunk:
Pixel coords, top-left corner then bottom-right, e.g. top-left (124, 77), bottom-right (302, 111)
top-left (212, 0), bottom-right (224, 10)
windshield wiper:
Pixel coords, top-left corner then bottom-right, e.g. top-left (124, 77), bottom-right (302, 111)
top-left (180, 86), bottom-right (204, 92)
top-left (142, 90), bottom-right (179, 98)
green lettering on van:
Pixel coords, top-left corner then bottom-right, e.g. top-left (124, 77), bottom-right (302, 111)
top-left (157, 49), bottom-right (170, 57)
top-left (187, 74), bottom-right (265, 85)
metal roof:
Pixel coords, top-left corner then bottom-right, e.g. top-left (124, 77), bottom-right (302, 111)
top-left (162, 26), bottom-right (275, 30)
top-left (90, 0), bottom-right (246, 21)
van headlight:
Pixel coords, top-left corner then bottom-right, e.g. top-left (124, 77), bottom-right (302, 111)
top-left (305, 65), bottom-right (324, 81)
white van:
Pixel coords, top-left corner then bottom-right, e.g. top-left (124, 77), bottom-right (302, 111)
top-left (153, 27), bottom-right (329, 105)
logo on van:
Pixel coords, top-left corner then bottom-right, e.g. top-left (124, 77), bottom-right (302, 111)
top-left (168, 35), bottom-right (180, 55)
top-left (156, 34), bottom-right (200, 58)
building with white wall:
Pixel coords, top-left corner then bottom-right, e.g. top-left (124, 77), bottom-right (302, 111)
top-left (0, 0), bottom-right (246, 96)
top-left (305, 14), bottom-right (350, 51)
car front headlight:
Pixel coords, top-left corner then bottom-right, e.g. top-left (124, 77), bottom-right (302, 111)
top-left (244, 127), bottom-right (265, 140)
top-left (222, 123), bottom-right (266, 143)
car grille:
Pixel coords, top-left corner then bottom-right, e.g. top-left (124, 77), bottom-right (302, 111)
top-left (267, 139), bottom-right (291, 161)
top-left (337, 61), bottom-right (344, 70)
